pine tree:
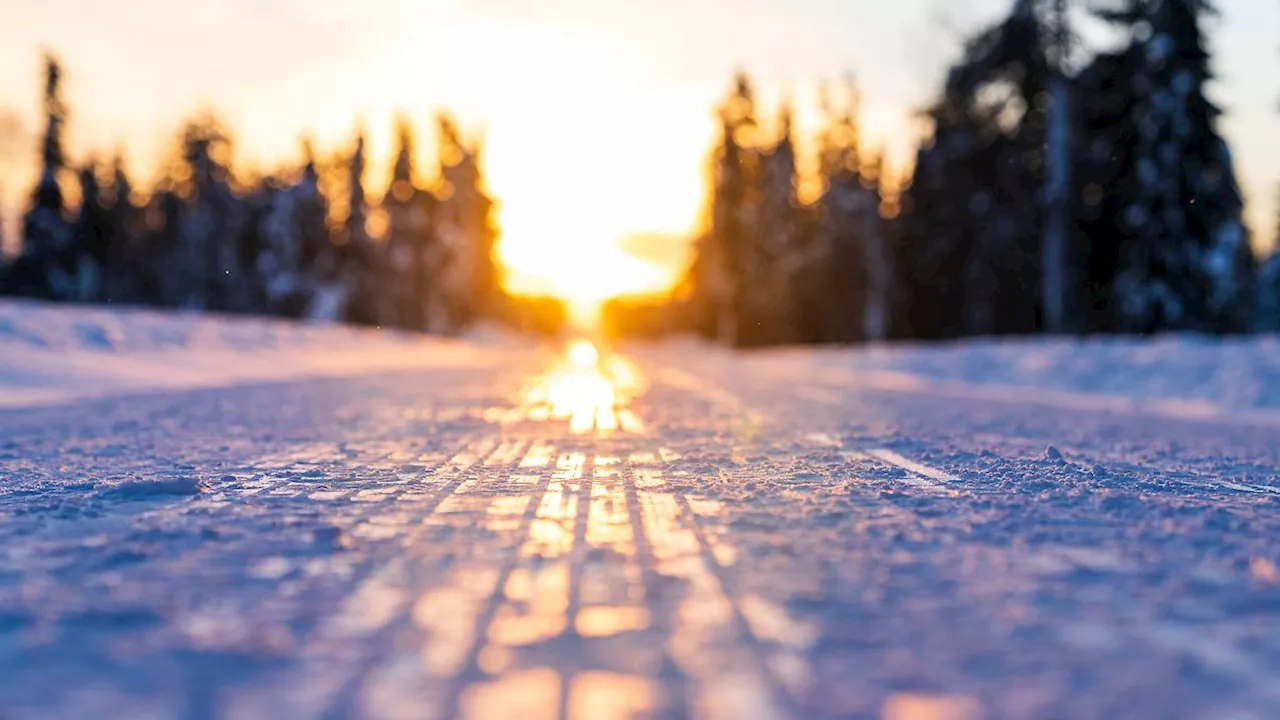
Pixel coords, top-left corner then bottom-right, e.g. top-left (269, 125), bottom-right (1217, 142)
top-left (1042, 0), bottom-right (1074, 332)
top-left (1114, 0), bottom-right (1252, 332)
top-left (172, 116), bottom-right (244, 311)
top-left (895, 119), bottom-right (973, 339)
top-left (811, 79), bottom-right (892, 344)
top-left (435, 114), bottom-right (497, 333)
top-left (101, 154), bottom-right (142, 303)
top-left (238, 179), bottom-right (277, 314)
top-left (1073, 43), bottom-right (1144, 332)
top-left (806, 83), bottom-right (862, 343)
top-left (293, 142), bottom-right (338, 319)
top-left (710, 73), bottom-right (761, 347)
top-left (896, 0), bottom-right (1050, 338)
top-left (338, 132), bottom-right (382, 325)
top-left (145, 185), bottom-right (183, 308)
top-left (464, 125), bottom-right (499, 324)
top-left (693, 74), bottom-right (757, 344)
top-left (243, 144), bottom-right (334, 319)
top-left (258, 175), bottom-right (305, 315)
top-left (72, 162), bottom-right (111, 302)
top-left (9, 54), bottom-right (73, 300)
top-left (383, 117), bottom-right (433, 330)
top-left (748, 104), bottom-right (801, 345)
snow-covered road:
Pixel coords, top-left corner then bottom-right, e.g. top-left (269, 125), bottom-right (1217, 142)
top-left (1, 324), bottom-right (1279, 719)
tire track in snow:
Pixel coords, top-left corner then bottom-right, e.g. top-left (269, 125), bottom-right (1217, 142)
top-left (805, 433), bottom-right (956, 495)
top-left (861, 448), bottom-right (957, 494)
top-left (225, 436), bottom-right (505, 719)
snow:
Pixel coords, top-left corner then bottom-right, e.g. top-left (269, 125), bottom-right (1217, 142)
top-left (1, 302), bottom-right (1278, 717)
top-left (0, 299), bottom-right (519, 409)
top-left (729, 333), bottom-right (1280, 422)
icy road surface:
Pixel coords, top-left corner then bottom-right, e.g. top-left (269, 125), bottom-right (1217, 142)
top-left (1, 332), bottom-right (1279, 719)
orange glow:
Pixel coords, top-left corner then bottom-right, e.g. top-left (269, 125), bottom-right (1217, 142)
top-left (517, 339), bottom-right (645, 435)
top-left (499, 234), bottom-right (682, 322)
top-left (380, 18), bottom-right (708, 312)
top-left (0, 3), bottom-right (938, 312)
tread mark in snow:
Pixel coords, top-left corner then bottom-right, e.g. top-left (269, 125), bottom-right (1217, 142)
top-left (863, 448), bottom-right (956, 493)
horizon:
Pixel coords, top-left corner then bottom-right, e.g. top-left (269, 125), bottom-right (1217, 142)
top-left (1, 0), bottom-right (1278, 304)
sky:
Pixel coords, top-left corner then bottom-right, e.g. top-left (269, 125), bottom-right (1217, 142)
top-left (1, 0), bottom-right (1278, 302)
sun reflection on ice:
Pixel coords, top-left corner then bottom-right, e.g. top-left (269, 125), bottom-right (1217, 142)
top-left (520, 339), bottom-right (645, 434)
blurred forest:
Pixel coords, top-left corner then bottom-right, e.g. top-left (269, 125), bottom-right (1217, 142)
top-left (0, 55), bottom-right (565, 336)
top-left (608, 0), bottom-right (1279, 345)
top-left (2, 0), bottom-right (1277, 347)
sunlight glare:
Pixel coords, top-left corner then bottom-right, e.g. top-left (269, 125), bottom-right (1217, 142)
top-left (516, 339), bottom-right (645, 435)
top-left (568, 339), bottom-right (600, 369)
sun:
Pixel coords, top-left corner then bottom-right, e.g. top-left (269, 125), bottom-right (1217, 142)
top-left (359, 10), bottom-right (712, 315)
top-left (485, 133), bottom-right (691, 315)
top-left (567, 338), bottom-right (600, 368)
top-left (499, 227), bottom-right (675, 305)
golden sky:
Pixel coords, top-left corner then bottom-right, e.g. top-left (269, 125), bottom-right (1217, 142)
top-left (1, 0), bottom-right (1278, 304)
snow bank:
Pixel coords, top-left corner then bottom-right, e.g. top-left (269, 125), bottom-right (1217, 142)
top-left (746, 333), bottom-right (1280, 424)
top-left (0, 299), bottom-right (526, 409)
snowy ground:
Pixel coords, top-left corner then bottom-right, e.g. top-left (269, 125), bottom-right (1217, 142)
top-left (1, 300), bottom-right (1278, 719)
top-left (0, 300), bottom-right (524, 409)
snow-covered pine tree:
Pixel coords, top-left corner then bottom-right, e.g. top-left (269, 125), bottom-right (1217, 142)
top-left (467, 134), bottom-right (500, 324)
top-left (685, 175), bottom-right (722, 338)
top-left (811, 81), bottom-right (867, 343)
top-left (257, 174), bottom-right (305, 316)
top-left (709, 74), bottom-right (763, 347)
top-left (174, 116), bottom-right (244, 312)
top-left (8, 55), bottom-right (73, 300)
top-left (429, 117), bottom-right (460, 334)
top-left (383, 117), bottom-right (433, 331)
top-left (748, 103), bottom-right (801, 345)
top-left (896, 0), bottom-right (1050, 338)
top-left (338, 132), bottom-right (382, 326)
top-left (895, 116), bottom-right (977, 339)
top-left (1102, 0), bottom-right (1253, 333)
top-left (976, 0), bottom-right (1050, 336)
top-left (434, 114), bottom-right (496, 333)
top-left (248, 144), bottom-right (335, 319)
top-left (1073, 42), bottom-right (1144, 332)
top-left (699, 74), bottom-right (758, 345)
top-left (146, 184), bottom-right (184, 308)
top-left (238, 179), bottom-right (277, 314)
top-left (1042, 0), bottom-right (1074, 332)
top-left (293, 143), bottom-right (338, 319)
top-left (101, 154), bottom-right (141, 304)
top-left (811, 78), bottom-right (893, 344)
top-left (72, 162), bottom-right (111, 302)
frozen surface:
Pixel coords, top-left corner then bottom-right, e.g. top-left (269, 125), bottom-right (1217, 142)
top-left (0, 304), bottom-right (1278, 719)
top-left (733, 333), bottom-right (1280, 422)
top-left (0, 300), bottom-right (521, 409)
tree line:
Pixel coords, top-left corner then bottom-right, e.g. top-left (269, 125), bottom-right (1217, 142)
top-left (0, 54), bottom-right (548, 335)
top-left (647, 0), bottom-right (1276, 346)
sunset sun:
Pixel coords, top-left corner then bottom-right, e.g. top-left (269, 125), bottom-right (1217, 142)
top-left (365, 11), bottom-right (711, 313)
